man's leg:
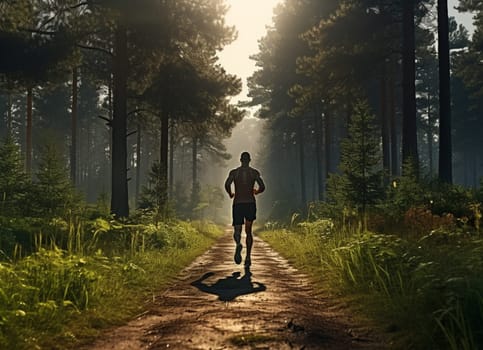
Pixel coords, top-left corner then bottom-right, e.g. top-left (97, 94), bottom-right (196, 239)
top-left (245, 220), bottom-right (253, 265)
top-left (234, 225), bottom-right (243, 264)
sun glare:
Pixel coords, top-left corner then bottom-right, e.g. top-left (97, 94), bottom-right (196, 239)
top-left (219, 0), bottom-right (282, 102)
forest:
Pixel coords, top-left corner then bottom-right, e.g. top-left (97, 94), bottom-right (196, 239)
top-left (0, 0), bottom-right (483, 349)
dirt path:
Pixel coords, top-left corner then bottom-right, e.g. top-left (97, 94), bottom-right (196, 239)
top-left (84, 229), bottom-right (386, 350)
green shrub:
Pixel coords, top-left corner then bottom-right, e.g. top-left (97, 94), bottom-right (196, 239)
top-left (0, 217), bottom-right (44, 258)
top-left (0, 251), bottom-right (101, 348)
top-left (0, 218), bottom-right (223, 349)
top-left (428, 182), bottom-right (473, 218)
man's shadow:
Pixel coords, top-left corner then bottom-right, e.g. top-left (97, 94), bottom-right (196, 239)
top-left (191, 266), bottom-right (266, 301)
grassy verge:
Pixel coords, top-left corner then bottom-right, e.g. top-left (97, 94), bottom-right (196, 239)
top-left (259, 222), bottom-right (483, 350)
top-left (0, 219), bottom-right (223, 350)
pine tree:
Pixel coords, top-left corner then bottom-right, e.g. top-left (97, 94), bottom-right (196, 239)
top-left (437, 0), bottom-right (453, 184)
top-left (138, 162), bottom-right (171, 222)
top-left (338, 100), bottom-right (384, 221)
top-left (30, 142), bottom-right (76, 217)
top-left (0, 136), bottom-right (28, 216)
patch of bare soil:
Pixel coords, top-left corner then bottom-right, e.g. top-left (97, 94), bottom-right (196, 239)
top-left (83, 229), bottom-right (387, 350)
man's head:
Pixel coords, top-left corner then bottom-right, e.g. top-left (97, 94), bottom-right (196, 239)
top-left (240, 151), bottom-right (251, 165)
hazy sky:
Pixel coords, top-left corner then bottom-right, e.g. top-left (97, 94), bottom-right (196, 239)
top-left (218, 0), bottom-right (476, 108)
top-left (218, 0), bottom-right (281, 107)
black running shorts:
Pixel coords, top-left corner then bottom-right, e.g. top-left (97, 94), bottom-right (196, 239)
top-left (232, 202), bottom-right (256, 226)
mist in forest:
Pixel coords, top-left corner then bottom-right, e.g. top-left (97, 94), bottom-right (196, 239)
top-left (1, 0), bottom-right (480, 224)
top-left (198, 116), bottom-right (266, 224)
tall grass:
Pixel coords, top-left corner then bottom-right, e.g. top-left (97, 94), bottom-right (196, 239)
top-left (260, 223), bottom-right (483, 349)
top-left (0, 218), bottom-right (223, 350)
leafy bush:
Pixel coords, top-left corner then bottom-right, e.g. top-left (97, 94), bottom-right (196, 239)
top-left (385, 161), bottom-right (427, 218)
top-left (298, 219), bottom-right (334, 237)
top-left (372, 170), bottom-right (479, 236)
top-left (307, 199), bottom-right (360, 229)
top-left (0, 217), bottom-right (45, 258)
top-left (428, 182), bottom-right (473, 218)
top-left (403, 207), bottom-right (455, 237)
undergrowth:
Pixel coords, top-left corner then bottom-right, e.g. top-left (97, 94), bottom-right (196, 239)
top-left (260, 222), bottom-right (483, 350)
top-left (0, 218), bottom-right (223, 350)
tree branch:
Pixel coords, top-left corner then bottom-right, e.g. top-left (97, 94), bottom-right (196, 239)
top-left (18, 27), bottom-right (57, 36)
top-left (37, 2), bottom-right (90, 30)
top-left (98, 115), bottom-right (112, 126)
top-left (128, 108), bottom-right (159, 116)
top-left (70, 1), bottom-right (90, 10)
top-left (77, 44), bottom-right (113, 56)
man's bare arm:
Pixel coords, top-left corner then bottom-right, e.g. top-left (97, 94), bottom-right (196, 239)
top-left (224, 171), bottom-right (235, 198)
top-left (254, 175), bottom-right (265, 195)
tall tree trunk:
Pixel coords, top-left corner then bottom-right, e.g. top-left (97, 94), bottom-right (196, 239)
top-left (427, 92), bottom-right (434, 177)
top-left (472, 154), bottom-right (477, 189)
top-left (389, 57), bottom-right (399, 176)
top-left (313, 107), bottom-right (323, 200)
top-left (159, 110), bottom-right (169, 204)
top-left (71, 67), bottom-right (78, 184)
top-left (298, 118), bottom-right (307, 212)
top-left (380, 67), bottom-right (390, 184)
top-left (108, 75), bottom-right (113, 158)
top-left (111, 23), bottom-right (129, 217)
top-left (463, 151), bottom-right (468, 186)
top-left (192, 137), bottom-right (197, 191)
top-left (7, 93), bottom-right (12, 136)
top-left (180, 140), bottom-right (186, 185)
top-left (402, 0), bottom-right (419, 175)
top-left (324, 110), bottom-right (331, 178)
top-left (26, 87), bottom-right (33, 176)
top-left (135, 121), bottom-right (141, 204)
top-left (169, 122), bottom-right (175, 199)
top-left (105, 75), bottom-right (113, 193)
top-left (191, 136), bottom-right (199, 205)
top-left (437, 0), bottom-right (453, 183)
top-left (86, 122), bottom-right (93, 200)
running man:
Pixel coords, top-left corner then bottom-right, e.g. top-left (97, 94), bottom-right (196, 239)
top-left (224, 152), bottom-right (265, 266)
